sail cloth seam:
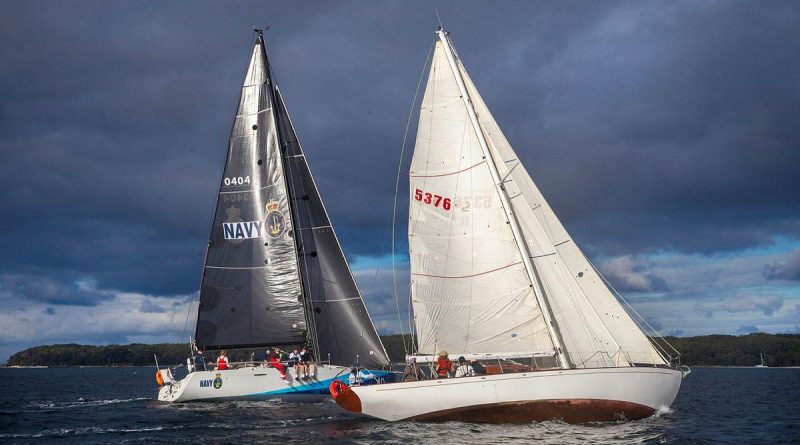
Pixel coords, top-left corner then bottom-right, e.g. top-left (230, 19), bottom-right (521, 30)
top-left (419, 97), bottom-right (462, 110)
top-left (409, 160), bottom-right (485, 178)
top-left (311, 297), bottom-right (362, 303)
top-left (412, 261), bottom-right (522, 279)
top-left (218, 184), bottom-right (277, 194)
top-left (414, 286), bottom-right (531, 305)
top-left (236, 107), bottom-right (272, 117)
top-left (205, 265), bottom-right (269, 270)
top-left (298, 225), bottom-right (333, 231)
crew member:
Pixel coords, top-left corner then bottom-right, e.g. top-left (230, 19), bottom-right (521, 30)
top-left (268, 349), bottom-right (286, 380)
top-left (402, 357), bottom-right (424, 382)
top-left (216, 351), bottom-right (229, 371)
top-left (435, 351), bottom-right (452, 378)
top-left (455, 356), bottom-right (474, 377)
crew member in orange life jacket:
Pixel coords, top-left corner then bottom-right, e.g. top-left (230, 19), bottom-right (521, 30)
top-left (216, 351), bottom-right (229, 370)
top-left (436, 351), bottom-right (452, 378)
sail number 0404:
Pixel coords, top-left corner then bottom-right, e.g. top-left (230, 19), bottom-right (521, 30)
top-left (224, 176), bottom-right (251, 186)
top-left (414, 189), bottom-right (451, 210)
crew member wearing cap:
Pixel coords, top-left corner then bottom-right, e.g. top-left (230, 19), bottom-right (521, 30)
top-left (435, 351), bottom-right (453, 378)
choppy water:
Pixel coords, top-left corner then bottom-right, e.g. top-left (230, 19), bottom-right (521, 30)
top-left (0, 367), bottom-right (798, 444)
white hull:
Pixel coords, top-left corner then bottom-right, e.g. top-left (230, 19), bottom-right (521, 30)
top-left (159, 365), bottom-right (393, 403)
top-left (334, 367), bottom-right (684, 423)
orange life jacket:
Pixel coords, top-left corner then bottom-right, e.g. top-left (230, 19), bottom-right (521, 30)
top-left (436, 357), bottom-right (451, 377)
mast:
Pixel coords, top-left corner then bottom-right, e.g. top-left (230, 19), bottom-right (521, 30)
top-left (256, 29), bottom-right (318, 351)
top-left (435, 28), bottom-right (571, 369)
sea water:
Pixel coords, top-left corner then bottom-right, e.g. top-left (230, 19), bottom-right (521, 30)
top-left (0, 367), bottom-right (797, 444)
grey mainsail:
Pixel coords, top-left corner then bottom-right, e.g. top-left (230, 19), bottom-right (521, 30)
top-left (276, 89), bottom-right (390, 367)
top-left (195, 34), bottom-right (306, 350)
top-left (195, 32), bottom-right (389, 367)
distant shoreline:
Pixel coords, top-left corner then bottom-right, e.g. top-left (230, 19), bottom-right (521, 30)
top-left (5, 333), bottom-right (800, 367)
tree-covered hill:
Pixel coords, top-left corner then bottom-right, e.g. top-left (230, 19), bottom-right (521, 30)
top-left (663, 333), bottom-right (800, 367)
top-left (5, 333), bottom-right (800, 367)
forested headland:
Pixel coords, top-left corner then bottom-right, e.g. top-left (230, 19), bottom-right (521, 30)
top-left (5, 333), bottom-right (800, 367)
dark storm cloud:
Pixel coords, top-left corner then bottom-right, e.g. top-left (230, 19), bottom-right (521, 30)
top-left (764, 249), bottom-right (800, 281)
top-left (0, 0), bottom-right (798, 307)
top-left (0, 272), bottom-right (113, 306)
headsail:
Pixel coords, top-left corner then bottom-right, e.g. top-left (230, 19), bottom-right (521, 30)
top-left (409, 29), bottom-right (668, 368)
top-left (276, 90), bottom-right (390, 367)
top-left (458, 61), bottom-right (667, 367)
top-left (195, 34), bottom-right (306, 350)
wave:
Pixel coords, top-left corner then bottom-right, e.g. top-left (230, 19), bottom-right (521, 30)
top-left (0, 425), bottom-right (182, 439)
top-left (24, 397), bottom-right (149, 411)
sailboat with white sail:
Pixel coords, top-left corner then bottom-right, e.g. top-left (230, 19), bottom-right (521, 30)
top-left (755, 352), bottom-right (768, 368)
top-left (158, 30), bottom-right (393, 403)
top-left (331, 27), bottom-right (689, 423)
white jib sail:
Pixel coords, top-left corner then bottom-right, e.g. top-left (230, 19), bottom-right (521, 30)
top-left (409, 39), bottom-right (555, 356)
top-left (455, 56), bottom-right (667, 367)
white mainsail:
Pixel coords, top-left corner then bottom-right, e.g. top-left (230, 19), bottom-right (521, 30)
top-left (409, 39), bottom-right (555, 356)
top-left (409, 31), bottom-right (667, 368)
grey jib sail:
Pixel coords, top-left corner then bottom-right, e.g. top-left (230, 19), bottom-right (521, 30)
top-left (276, 89), bottom-right (390, 367)
top-left (195, 34), bottom-right (306, 350)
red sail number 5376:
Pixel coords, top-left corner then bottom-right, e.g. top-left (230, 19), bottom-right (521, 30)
top-left (414, 189), bottom-right (451, 210)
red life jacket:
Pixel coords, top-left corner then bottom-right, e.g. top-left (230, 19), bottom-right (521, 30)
top-left (436, 357), bottom-right (451, 377)
top-left (217, 356), bottom-right (228, 370)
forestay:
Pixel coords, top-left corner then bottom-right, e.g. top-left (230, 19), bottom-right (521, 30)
top-left (195, 35), bottom-right (306, 350)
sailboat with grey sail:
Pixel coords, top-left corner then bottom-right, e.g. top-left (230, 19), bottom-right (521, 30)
top-left (158, 30), bottom-right (393, 402)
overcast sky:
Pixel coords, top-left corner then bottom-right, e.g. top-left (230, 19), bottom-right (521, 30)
top-left (1, 0), bottom-right (798, 362)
